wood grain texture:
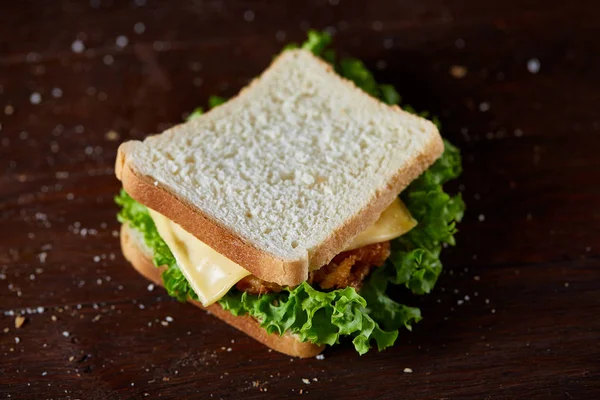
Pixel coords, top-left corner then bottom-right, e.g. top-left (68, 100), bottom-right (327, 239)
top-left (1, 0), bottom-right (599, 398)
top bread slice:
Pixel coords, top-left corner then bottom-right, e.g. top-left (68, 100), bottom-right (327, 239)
top-left (115, 49), bottom-right (443, 286)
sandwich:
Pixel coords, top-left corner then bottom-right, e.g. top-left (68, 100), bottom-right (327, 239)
top-left (115, 31), bottom-right (465, 358)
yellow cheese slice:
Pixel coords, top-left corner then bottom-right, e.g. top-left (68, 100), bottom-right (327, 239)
top-left (147, 198), bottom-right (415, 305)
top-left (343, 198), bottom-right (417, 251)
top-left (148, 209), bottom-right (251, 306)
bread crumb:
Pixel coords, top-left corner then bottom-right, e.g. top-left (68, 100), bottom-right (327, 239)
top-left (71, 39), bottom-right (85, 53)
top-left (243, 10), bottom-right (255, 22)
top-left (449, 65), bottom-right (467, 79)
top-left (134, 22), bottom-right (146, 34)
top-left (51, 315), bottom-right (57, 322)
top-left (301, 378), bottom-right (310, 384)
top-left (30, 92), bottom-right (42, 105)
top-left (116, 35), bottom-right (129, 48)
top-left (315, 354), bottom-right (325, 360)
top-left (527, 58), bottom-right (541, 74)
top-left (14, 316), bottom-right (26, 328)
top-left (105, 130), bottom-right (120, 141)
top-left (403, 367), bottom-right (413, 373)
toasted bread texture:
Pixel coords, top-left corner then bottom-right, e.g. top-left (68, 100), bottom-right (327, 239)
top-left (120, 224), bottom-right (325, 358)
top-left (116, 49), bottom-right (443, 286)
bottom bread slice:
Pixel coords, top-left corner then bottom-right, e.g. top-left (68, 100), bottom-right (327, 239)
top-left (120, 224), bottom-right (325, 358)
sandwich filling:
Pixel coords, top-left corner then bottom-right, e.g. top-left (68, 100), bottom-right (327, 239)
top-left (147, 198), bottom-right (416, 306)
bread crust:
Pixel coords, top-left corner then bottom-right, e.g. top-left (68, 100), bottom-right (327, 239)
top-left (120, 224), bottom-right (325, 359)
top-left (115, 48), bottom-right (444, 286)
top-left (116, 146), bottom-right (308, 286)
top-left (307, 132), bottom-right (443, 268)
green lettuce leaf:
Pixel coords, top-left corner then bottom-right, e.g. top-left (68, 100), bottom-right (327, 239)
top-left (220, 282), bottom-right (398, 355)
top-left (115, 30), bottom-right (465, 355)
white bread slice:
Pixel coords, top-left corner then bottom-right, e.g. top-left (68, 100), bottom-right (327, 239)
top-left (120, 224), bottom-right (325, 358)
top-left (116, 49), bottom-right (443, 286)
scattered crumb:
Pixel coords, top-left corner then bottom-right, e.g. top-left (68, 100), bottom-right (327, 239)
top-left (134, 22), bottom-right (146, 34)
top-left (62, 331), bottom-right (70, 337)
top-left (51, 315), bottom-right (57, 322)
top-left (147, 283), bottom-right (155, 291)
top-left (478, 214), bottom-right (485, 222)
top-left (14, 316), bottom-right (26, 329)
top-left (315, 354), bottom-right (325, 360)
top-left (527, 58), bottom-right (541, 74)
top-left (403, 367), bottom-right (413, 373)
top-left (105, 130), bottom-right (120, 141)
top-left (243, 10), bottom-right (255, 22)
top-left (15, 337), bottom-right (20, 344)
top-left (564, 282), bottom-right (569, 288)
top-left (479, 102), bottom-right (490, 112)
top-left (52, 87), bottom-right (63, 98)
top-left (116, 35), bottom-right (129, 48)
top-left (301, 378), bottom-right (310, 385)
top-left (30, 92), bottom-right (42, 105)
top-left (71, 40), bottom-right (85, 53)
top-left (449, 65), bottom-right (467, 79)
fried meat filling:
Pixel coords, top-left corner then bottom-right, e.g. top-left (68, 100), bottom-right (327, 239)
top-left (235, 241), bottom-right (391, 295)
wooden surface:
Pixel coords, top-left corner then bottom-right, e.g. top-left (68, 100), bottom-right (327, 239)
top-left (1, 1), bottom-right (599, 398)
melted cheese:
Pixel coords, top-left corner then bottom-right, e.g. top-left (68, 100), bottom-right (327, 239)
top-left (343, 198), bottom-right (417, 251)
top-left (148, 209), bottom-right (251, 306)
top-left (147, 198), bottom-right (416, 305)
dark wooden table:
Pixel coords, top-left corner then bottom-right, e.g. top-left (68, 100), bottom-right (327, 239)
top-left (1, 1), bottom-right (599, 398)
